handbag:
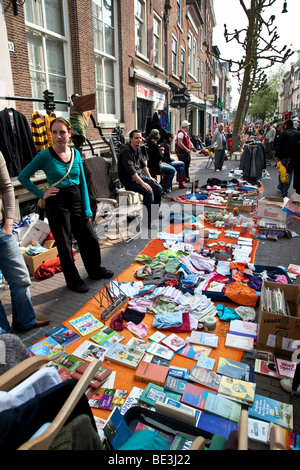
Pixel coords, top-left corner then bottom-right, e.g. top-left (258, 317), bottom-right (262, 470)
top-left (37, 148), bottom-right (75, 209)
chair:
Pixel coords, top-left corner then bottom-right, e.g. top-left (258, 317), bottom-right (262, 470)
top-left (0, 356), bottom-right (102, 450)
top-left (83, 155), bottom-right (142, 244)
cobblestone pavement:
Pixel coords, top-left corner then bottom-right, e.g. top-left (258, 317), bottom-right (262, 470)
top-left (1, 153), bottom-right (300, 450)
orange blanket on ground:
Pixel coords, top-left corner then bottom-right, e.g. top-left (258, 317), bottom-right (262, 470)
top-left (64, 223), bottom-right (258, 421)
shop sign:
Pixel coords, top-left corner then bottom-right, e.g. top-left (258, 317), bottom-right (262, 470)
top-left (137, 83), bottom-right (165, 107)
top-left (170, 91), bottom-right (191, 109)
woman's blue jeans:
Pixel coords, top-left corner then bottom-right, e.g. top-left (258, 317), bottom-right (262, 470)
top-left (0, 229), bottom-right (36, 332)
top-left (160, 163), bottom-right (176, 190)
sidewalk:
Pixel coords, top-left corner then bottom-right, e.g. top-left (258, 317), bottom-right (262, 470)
top-left (1, 153), bottom-right (300, 449)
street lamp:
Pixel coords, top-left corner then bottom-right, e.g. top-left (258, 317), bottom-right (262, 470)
top-left (282, 2), bottom-right (288, 13)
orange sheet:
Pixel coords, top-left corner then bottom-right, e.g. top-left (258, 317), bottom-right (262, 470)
top-left (64, 222), bottom-right (258, 421)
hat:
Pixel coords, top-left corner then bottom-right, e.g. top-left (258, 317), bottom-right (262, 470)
top-left (181, 120), bottom-right (191, 127)
top-left (149, 128), bottom-right (160, 138)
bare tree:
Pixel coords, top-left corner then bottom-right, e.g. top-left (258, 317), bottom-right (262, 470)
top-left (208, 0), bottom-right (293, 153)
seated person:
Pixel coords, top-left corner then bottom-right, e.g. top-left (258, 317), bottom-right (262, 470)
top-left (118, 129), bottom-right (162, 229)
top-left (159, 132), bottom-right (186, 189)
top-left (146, 129), bottom-right (175, 193)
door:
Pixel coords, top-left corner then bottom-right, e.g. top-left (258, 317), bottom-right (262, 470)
top-left (137, 98), bottom-right (152, 137)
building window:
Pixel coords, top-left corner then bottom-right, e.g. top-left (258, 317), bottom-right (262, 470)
top-left (172, 35), bottom-right (178, 77)
top-left (24, 0), bottom-right (68, 111)
top-left (188, 31), bottom-right (197, 79)
top-left (92, 0), bottom-right (118, 118)
top-left (153, 14), bottom-right (162, 67)
top-left (181, 47), bottom-right (186, 83)
top-left (177, 0), bottom-right (182, 26)
top-left (197, 59), bottom-right (201, 83)
top-left (135, 0), bottom-right (147, 58)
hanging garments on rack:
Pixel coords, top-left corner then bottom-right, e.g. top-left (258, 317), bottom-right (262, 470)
top-left (31, 111), bottom-right (56, 151)
top-left (239, 142), bottom-right (266, 181)
top-left (0, 108), bottom-right (37, 177)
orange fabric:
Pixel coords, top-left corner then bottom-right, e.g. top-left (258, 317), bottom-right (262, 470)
top-left (63, 223), bottom-right (259, 421)
top-left (225, 282), bottom-right (258, 307)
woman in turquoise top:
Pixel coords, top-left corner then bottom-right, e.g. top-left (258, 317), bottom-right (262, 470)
top-left (18, 117), bottom-right (114, 293)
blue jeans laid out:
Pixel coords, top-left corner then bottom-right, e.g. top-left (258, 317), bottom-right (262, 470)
top-left (169, 160), bottom-right (185, 179)
top-left (160, 162), bottom-right (176, 190)
top-left (0, 229), bottom-right (36, 333)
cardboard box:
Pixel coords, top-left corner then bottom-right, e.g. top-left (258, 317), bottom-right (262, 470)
top-left (23, 247), bottom-right (58, 276)
top-left (257, 196), bottom-right (289, 224)
top-left (257, 281), bottom-right (300, 356)
top-left (20, 219), bottom-right (51, 247)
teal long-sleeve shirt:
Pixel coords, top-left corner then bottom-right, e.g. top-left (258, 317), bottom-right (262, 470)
top-left (18, 147), bottom-right (93, 218)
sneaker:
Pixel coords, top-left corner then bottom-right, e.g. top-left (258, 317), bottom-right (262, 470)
top-left (280, 378), bottom-right (300, 395)
top-left (215, 169), bottom-right (220, 172)
top-left (68, 282), bottom-right (89, 293)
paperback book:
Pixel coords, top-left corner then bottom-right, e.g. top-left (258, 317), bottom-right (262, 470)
top-left (170, 434), bottom-right (193, 451)
top-left (126, 337), bottom-right (150, 352)
top-left (203, 392), bottom-right (242, 423)
top-left (142, 353), bottom-right (171, 367)
top-left (53, 352), bottom-right (84, 372)
top-left (89, 387), bottom-right (127, 410)
top-left (120, 387), bottom-right (145, 416)
top-left (218, 376), bottom-right (256, 404)
top-left (28, 337), bottom-right (64, 360)
top-left (248, 418), bottom-right (270, 444)
top-left (254, 359), bottom-right (278, 377)
top-left (196, 411), bottom-right (238, 439)
top-left (139, 382), bottom-right (181, 408)
top-left (275, 357), bottom-right (297, 379)
top-left (72, 340), bottom-right (108, 362)
top-left (134, 361), bottom-right (169, 387)
top-left (177, 344), bottom-right (212, 361)
top-left (91, 326), bottom-right (123, 345)
top-left (146, 342), bottom-right (174, 361)
top-left (103, 407), bottom-right (132, 450)
top-left (148, 331), bottom-right (166, 343)
top-left (225, 333), bottom-right (254, 352)
top-left (217, 357), bottom-right (254, 382)
top-left (46, 324), bottom-right (80, 347)
top-left (180, 383), bottom-right (212, 411)
top-left (188, 331), bottom-right (219, 348)
top-left (104, 343), bottom-right (145, 369)
top-left (196, 355), bottom-right (215, 370)
top-left (248, 395), bottom-right (293, 430)
top-left (68, 312), bottom-right (104, 336)
top-left (167, 366), bottom-right (190, 381)
top-left (164, 375), bottom-right (188, 395)
top-left (161, 333), bottom-right (187, 352)
top-left (188, 366), bottom-right (222, 391)
top-left (229, 320), bottom-right (257, 339)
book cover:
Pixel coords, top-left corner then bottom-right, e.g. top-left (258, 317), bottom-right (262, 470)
top-left (170, 434), bottom-right (193, 450)
top-left (180, 383), bottom-right (212, 410)
top-left (275, 358), bottom-right (297, 379)
top-left (229, 320), bottom-right (257, 339)
top-left (168, 366), bottom-right (190, 381)
top-left (72, 340), bottom-right (108, 362)
top-left (146, 342), bottom-right (174, 361)
top-left (142, 353), bottom-right (171, 367)
top-left (163, 397), bottom-right (200, 422)
top-left (89, 388), bottom-right (127, 410)
top-left (28, 337), bottom-right (64, 360)
top-left (196, 355), bottom-right (215, 370)
top-left (74, 362), bottom-right (113, 385)
top-left (134, 361), bottom-right (169, 387)
top-left (120, 387), bottom-right (145, 416)
top-left (164, 375), bottom-right (188, 395)
top-left (139, 382), bottom-right (181, 408)
top-left (203, 393), bottom-right (242, 423)
top-left (189, 331), bottom-right (219, 348)
top-left (177, 344), bottom-right (212, 360)
top-left (69, 312), bottom-right (104, 336)
top-left (254, 359), bottom-right (278, 377)
top-left (196, 411), bottom-right (238, 439)
top-left (53, 352), bottom-right (84, 372)
top-left (126, 337), bottom-right (150, 352)
top-left (148, 331), bottom-right (167, 343)
top-left (188, 366), bottom-right (222, 391)
top-left (225, 333), bottom-right (254, 352)
top-left (248, 418), bottom-right (270, 444)
top-left (104, 343), bottom-right (145, 369)
top-left (103, 407), bottom-right (132, 450)
top-left (217, 357), bottom-right (254, 382)
top-left (248, 395), bottom-right (293, 431)
top-left (43, 361), bottom-right (72, 381)
top-left (218, 376), bottom-right (256, 404)
top-left (46, 324), bottom-right (80, 347)
top-left (91, 326), bottom-right (119, 345)
top-left (161, 333), bottom-right (187, 352)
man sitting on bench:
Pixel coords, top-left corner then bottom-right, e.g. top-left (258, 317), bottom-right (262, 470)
top-left (118, 129), bottom-right (162, 229)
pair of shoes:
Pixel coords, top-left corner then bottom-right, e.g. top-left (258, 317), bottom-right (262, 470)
top-left (280, 378), bottom-right (300, 395)
top-left (90, 267), bottom-right (114, 280)
top-left (68, 282), bottom-right (89, 293)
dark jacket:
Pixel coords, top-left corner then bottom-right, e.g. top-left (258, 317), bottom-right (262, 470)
top-left (146, 139), bottom-right (163, 172)
top-left (275, 126), bottom-right (300, 193)
top-left (118, 143), bottom-right (147, 187)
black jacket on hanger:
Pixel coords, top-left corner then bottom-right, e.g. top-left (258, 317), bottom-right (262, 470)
top-left (0, 108), bottom-right (37, 177)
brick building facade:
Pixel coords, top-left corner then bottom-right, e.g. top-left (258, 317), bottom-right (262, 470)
top-left (1, 0), bottom-right (227, 152)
